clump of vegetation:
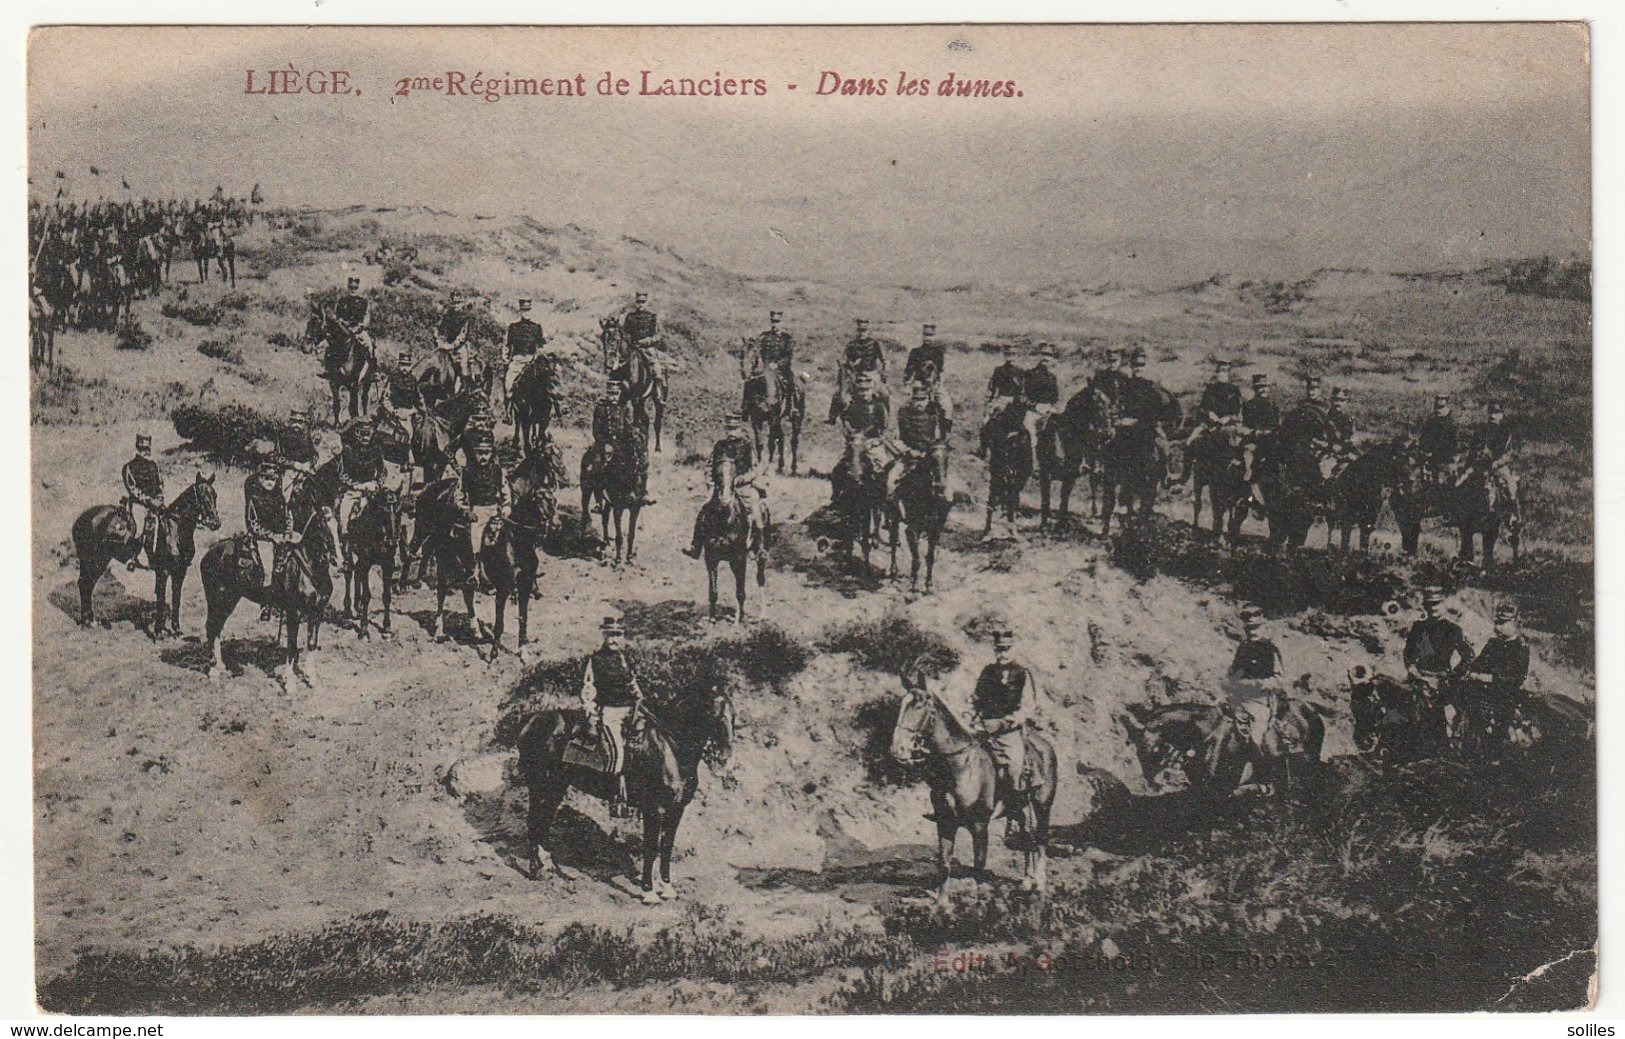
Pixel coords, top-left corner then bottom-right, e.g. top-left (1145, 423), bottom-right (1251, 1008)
top-left (31, 364), bottom-right (110, 424)
top-left (160, 301), bottom-right (237, 328)
top-left (818, 612), bottom-right (960, 677)
top-left (171, 402), bottom-right (299, 467)
top-left (1497, 256), bottom-right (1590, 303)
top-left (197, 338), bottom-right (243, 365)
top-left (266, 331), bottom-right (298, 349)
top-left (114, 319), bottom-right (154, 351)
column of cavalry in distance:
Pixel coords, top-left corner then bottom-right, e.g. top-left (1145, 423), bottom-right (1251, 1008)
top-left (50, 206), bottom-right (1542, 904)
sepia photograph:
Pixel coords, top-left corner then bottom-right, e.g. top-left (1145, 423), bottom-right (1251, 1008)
top-left (23, 22), bottom-right (1594, 1015)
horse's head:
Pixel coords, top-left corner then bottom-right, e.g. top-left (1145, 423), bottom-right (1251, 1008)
top-left (191, 471), bottom-right (222, 531)
top-left (710, 455), bottom-right (736, 500)
top-left (701, 686), bottom-right (738, 767)
top-left (373, 487), bottom-right (403, 544)
top-left (890, 684), bottom-right (937, 767)
top-left (1118, 703), bottom-right (1209, 788)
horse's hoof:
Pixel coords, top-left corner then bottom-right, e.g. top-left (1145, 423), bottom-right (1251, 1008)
top-left (658, 879), bottom-right (677, 900)
top-left (640, 889), bottom-right (663, 906)
top-left (1020, 877), bottom-right (1036, 892)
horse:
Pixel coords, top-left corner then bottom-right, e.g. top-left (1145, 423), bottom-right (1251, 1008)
top-left (875, 448), bottom-right (950, 595)
top-left (579, 434), bottom-right (645, 567)
top-left (307, 305), bottom-right (375, 425)
top-left (1327, 440), bottom-right (1409, 553)
top-left (1392, 461), bottom-right (1520, 567)
top-left (1118, 699), bottom-right (1325, 799)
top-left (607, 322), bottom-right (669, 453)
top-left (409, 390), bottom-right (487, 486)
top-left (889, 686), bottom-right (1057, 895)
top-left (1346, 665), bottom-right (1450, 761)
top-left (1186, 419), bottom-right (1249, 544)
top-left (1250, 435), bottom-right (1327, 551)
top-left (413, 477), bottom-right (485, 645)
top-left (982, 404), bottom-right (1032, 538)
top-left (508, 355), bottom-right (556, 458)
top-left (479, 451), bottom-right (559, 658)
top-left (69, 473), bottom-right (222, 633)
top-left (694, 455), bottom-right (766, 622)
top-left (1036, 385), bottom-right (1111, 530)
top-left (342, 486), bottom-right (401, 640)
top-left (210, 225), bottom-right (236, 288)
top-left (198, 497), bottom-right (340, 686)
top-left (740, 354), bottom-right (804, 476)
top-left (517, 685), bottom-right (737, 904)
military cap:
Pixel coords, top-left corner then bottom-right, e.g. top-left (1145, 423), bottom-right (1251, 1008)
top-left (855, 318), bottom-right (870, 331)
top-left (634, 292), bottom-right (649, 305)
top-left (1129, 347), bottom-right (1148, 365)
top-left (769, 310), bottom-right (783, 323)
top-left (397, 350), bottom-right (412, 365)
top-left (135, 433), bottom-right (153, 447)
top-left (346, 276), bottom-right (360, 289)
top-left (288, 407), bottom-right (307, 421)
top-left (910, 380), bottom-right (931, 397)
top-left (1252, 373), bottom-right (1271, 388)
top-left (1239, 603), bottom-right (1265, 626)
top-left (1421, 585), bottom-right (1446, 605)
top-left (1305, 374), bottom-right (1323, 389)
top-left (517, 298), bottom-right (532, 312)
top-left (991, 627), bottom-right (1015, 645)
top-left (1101, 346), bottom-right (1120, 362)
top-left (1213, 358), bottom-right (1232, 370)
top-left (922, 324), bottom-right (937, 339)
top-left (1038, 342), bottom-right (1059, 359)
top-left (606, 376), bottom-right (625, 387)
top-left (1494, 601), bottom-right (1519, 622)
top-left (1331, 386), bottom-right (1351, 403)
top-left (601, 614), bottom-right (625, 634)
top-left (1001, 342), bottom-right (1018, 355)
top-left (1487, 401), bottom-right (1505, 414)
top-left (252, 439), bottom-right (279, 463)
top-left (1434, 393), bottom-right (1450, 407)
top-left (724, 412), bottom-right (743, 426)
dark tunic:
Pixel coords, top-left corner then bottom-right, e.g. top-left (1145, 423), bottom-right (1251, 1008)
top-left (436, 308), bottom-right (470, 344)
top-left (1471, 422), bottom-right (1514, 462)
top-left (758, 329), bottom-right (794, 369)
top-left (592, 398), bottom-right (630, 445)
top-left (1327, 409), bottom-right (1355, 450)
top-left (904, 343), bottom-right (946, 384)
top-left (461, 457), bottom-right (506, 506)
top-left (989, 361), bottom-right (1026, 401)
top-left (1228, 638), bottom-right (1282, 680)
top-left (1404, 617), bottom-right (1474, 675)
top-left (1241, 395), bottom-right (1281, 434)
top-left (1280, 401), bottom-right (1332, 449)
top-left (622, 307), bottom-right (658, 345)
top-left (1091, 369), bottom-right (1127, 403)
top-left (1199, 381), bottom-right (1243, 421)
top-left (711, 433), bottom-right (756, 472)
top-left (334, 293), bottom-right (369, 327)
top-left (1024, 365), bottom-right (1060, 407)
top-left (505, 318), bottom-right (546, 356)
top-left (1469, 635), bottom-right (1531, 698)
top-left (843, 336), bottom-right (885, 373)
top-left (123, 455), bottom-right (162, 500)
top-left (1119, 376), bottom-right (1166, 428)
top-left (589, 648), bottom-right (639, 708)
top-left (244, 477), bottom-right (290, 538)
top-left (1418, 415), bottom-right (1458, 468)
top-left (840, 395), bottom-right (891, 439)
top-left (387, 367), bottom-right (422, 410)
top-left (973, 662), bottom-right (1030, 719)
top-left (896, 401), bottom-right (947, 450)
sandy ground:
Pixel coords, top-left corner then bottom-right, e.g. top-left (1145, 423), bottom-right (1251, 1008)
top-left (31, 209), bottom-right (1594, 992)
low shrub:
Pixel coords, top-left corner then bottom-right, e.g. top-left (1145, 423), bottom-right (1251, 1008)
top-left (818, 612), bottom-right (960, 677)
top-left (197, 338), bottom-right (243, 365)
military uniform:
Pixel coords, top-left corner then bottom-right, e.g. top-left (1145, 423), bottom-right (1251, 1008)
top-left (384, 356), bottom-right (422, 415)
top-left (1465, 623), bottom-right (1530, 735)
top-left (896, 395), bottom-right (950, 496)
top-left (121, 449), bottom-right (163, 568)
top-left (1241, 392), bottom-right (1281, 436)
top-left (834, 387), bottom-right (892, 491)
top-left (334, 286), bottom-right (373, 361)
top-left (502, 308), bottom-right (547, 400)
top-left (335, 428), bottom-right (386, 543)
top-left (688, 426), bottom-right (766, 556)
top-left (1326, 406), bottom-right (1356, 456)
top-left (580, 629), bottom-right (643, 811)
top-left (622, 304), bottom-right (659, 351)
top-left (1417, 411), bottom-right (1459, 482)
top-left (1117, 372), bottom-right (1167, 451)
top-left (1226, 630), bottom-right (1284, 748)
top-left (987, 356), bottom-right (1026, 411)
top-left (1468, 416), bottom-right (1519, 503)
top-left (972, 653), bottom-right (1037, 794)
top-left (830, 323), bottom-right (888, 422)
top-left (244, 470), bottom-right (294, 587)
top-left (591, 390), bottom-right (650, 505)
top-left (1404, 615), bottom-right (1474, 681)
top-left (453, 447), bottom-right (509, 569)
top-left (433, 301), bottom-right (474, 389)
top-left (755, 318), bottom-right (802, 412)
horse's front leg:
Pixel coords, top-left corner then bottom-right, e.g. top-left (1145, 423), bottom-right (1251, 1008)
top-left (489, 593), bottom-right (507, 660)
top-left (170, 569), bottom-right (186, 637)
top-left (433, 581), bottom-right (448, 641)
top-left (380, 563), bottom-right (393, 636)
top-left (463, 586), bottom-right (484, 641)
top-left (733, 558), bottom-right (747, 625)
top-left (640, 809), bottom-right (663, 905)
top-left (626, 507), bottom-right (641, 563)
top-left (516, 581), bottom-right (529, 650)
top-left (925, 530), bottom-right (939, 595)
top-left (707, 560), bottom-right (720, 620)
top-left (151, 570), bottom-right (166, 638)
top-left (657, 804), bottom-right (684, 898)
top-left (936, 820), bottom-right (958, 903)
top-left (970, 818), bottom-right (991, 886)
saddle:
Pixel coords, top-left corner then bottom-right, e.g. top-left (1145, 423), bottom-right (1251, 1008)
top-left (560, 709), bottom-right (646, 775)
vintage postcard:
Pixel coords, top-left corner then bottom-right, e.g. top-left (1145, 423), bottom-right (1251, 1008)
top-left (27, 24), bottom-right (1593, 1014)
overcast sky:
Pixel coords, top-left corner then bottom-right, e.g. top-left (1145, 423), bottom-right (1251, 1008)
top-left (29, 24), bottom-right (1590, 288)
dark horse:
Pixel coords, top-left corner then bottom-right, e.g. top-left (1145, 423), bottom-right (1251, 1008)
top-left (342, 486), bottom-right (401, 640)
top-left (1250, 435), bottom-right (1328, 551)
top-left (70, 472), bottom-right (222, 635)
top-left (199, 493), bottom-right (340, 686)
top-left (1347, 665), bottom-right (1449, 760)
top-left (306, 305), bottom-right (375, 425)
top-left (890, 685), bottom-right (1057, 895)
top-left (414, 477), bottom-right (483, 646)
top-left (1100, 391), bottom-right (1180, 537)
top-left (603, 318), bottom-right (669, 453)
top-left (1392, 461), bottom-right (1521, 567)
top-left (579, 434), bottom-right (645, 567)
top-left (982, 404), bottom-right (1032, 538)
top-left (1186, 420), bottom-right (1249, 544)
top-left (741, 359), bottom-right (804, 476)
top-left (1037, 386), bottom-right (1112, 531)
top-left (694, 455), bottom-right (766, 623)
top-left (479, 450), bottom-right (560, 658)
top-left (508, 356), bottom-right (557, 459)
top-left (409, 390), bottom-right (488, 487)
top-left (1327, 440), bottom-right (1410, 553)
top-left (517, 686), bottom-right (737, 904)
top-left (1118, 699), bottom-right (1325, 798)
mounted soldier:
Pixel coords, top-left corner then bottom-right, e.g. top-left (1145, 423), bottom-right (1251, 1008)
top-left (896, 379), bottom-right (951, 498)
top-left (432, 289), bottom-right (476, 392)
top-left (903, 323), bottom-right (951, 421)
top-left (1462, 601), bottom-right (1531, 749)
top-left (1404, 585), bottom-right (1475, 725)
top-left (1023, 343), bottom-right (1060, 472)
top-left (1118, 347), bottom-right (1172, 478)
top-left (684, 413), bottom-right (767, 560)
top-left (334, 275), bottom-right (374, 365)
top-left (1181, 358), bottom-right (1242, 481)
top-left (121, 432), bottom-right (163, 571)
top-left (621, 291), bottom-right (660, 360)
top-left (449, 430), bottom-right (510, 591)
top-left (591, 377), bottom-right (654, 509)
top-left (833, 370), bottom-right (891, 497)
top-left (334, 417), bottom-right (386, 547)
top-left (755, 309), bottom-right (796, 392)
top-left (579, 615), bottom-right (645, 817)
top-left (1467, 401), bottom-right (1518, 504)
top-left (1225, 604), bottom-right (1286, 750)
top-left (279, 408), bottom-right (317, 474)
top-left (244, 440), bottom-right (299, 619)
top-left (1326, 386), bottom-right (1356, 460)
top-left (986, 342), bottom-right (1026, 420)
top-left (501, 297), bottom-right (547, 414)
top-left (1090, 347), bottom-right (1125, 404)
top-left (829, 318), bottom-right (888, 423)
top-left (1240, 372), bottom-right (1280, 485)
top-left (970, 626), bottom-right (1043, 835)
top-left (1416, 393), bottom-right (1459, 485)
top-left (1279, 375), bottom-right (1334, 452)
top-left (382, 350), bottom-right (422, 420)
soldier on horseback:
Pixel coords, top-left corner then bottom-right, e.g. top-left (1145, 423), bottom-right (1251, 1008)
top-left (383, 350), bottom-right (422, 421)
top-left (450, 431), bottom-right (510, 591)
top-left (896, 380), bottom-right (951, 498)
top-left (1326, 386), bottom-right (1357, 461)
top-left (335, 418), bottom-right (385, 546)
top-left (904, 323), bottom-right (952, 422)
top-left (756, 309), bottom-right (795, 385)
top-left (1225, 604), bottom-right (1286, 749)
top-left (833, 371), bottom-right (891, 501)
top-left (1462, 601), bottom-right (1531, 749)
top-left (334, 275), bottom-right (374, 364)
top-left (972, 626), bottom-right (1042, 834)
top-left (829, 318), bottom-right (888, 423)
top-left (1417, 393), bottom-right (1459, 485)
top-left (121, 433), bottom-right (163, 571)
top-left (1118, 347), bottom-right (1172, 481)
top-left (1023, 343), bottom-right (1061, 472)
top-left (1467, 401), bottom-right (1519, 504)
top-left (985, 342), bottom-right (1025, 420)
top-left (621, 291), bottom-right (659, 358)
top-left (432, 289), bottom-right (475, 391)
top-left (1405, 586), bottom-right (1475, 731)
top-left (591, 377), bottom-right (655, 508)
top-left (501, 297), bottom-right (547, 414)
top-left (245, 440), bottom-right (299, 613)
top-left (1240, 372), bottom-right (1280, 487)
top-left (281, 409), bottom-right (317, 474)
top-left (684, 413), bottom-right (767, 560)
top-left (1181, 358), bottom-right (1242, 481)
top-left (579, 615), bottom-right (644, 817)
top-left (1090, 347), bottom-right (1125, 403)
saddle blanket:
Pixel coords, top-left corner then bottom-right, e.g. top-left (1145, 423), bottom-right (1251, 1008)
top-left (561, 731), bottom-right (612, 774)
